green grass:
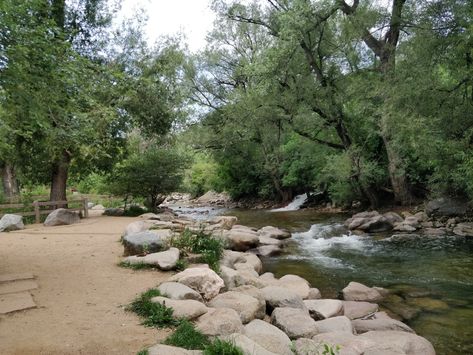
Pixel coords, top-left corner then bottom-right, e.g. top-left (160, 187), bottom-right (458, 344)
top-left (203, 339), bottom-right (244, 355)
top-left (163, 320), bottom-right (210, 350)
top-left (126, 288), bottom-right (181, 328)
top-left (118, 261), bottom-right (156, 270)
top-left (175, 258), bottom-right (188, 271)
top-left (136, 349), bottom-right (149, 355)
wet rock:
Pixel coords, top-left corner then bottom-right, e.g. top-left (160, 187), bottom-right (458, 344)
top-left (271, 307), bottom-right (317, 339)
top-left (343, 301), bottom-right (378, 320)
top-left (383, 212), bottom-right (404, 225)
top-left (169, 267), bottom-right (224, 300)
top-left (406, 297), bottom-right (449, 312)
top-left (244, 319), bottom-right (293, 355)
top-left (453, 222), bottom-right (473, 237)
top-left (423, 227), bottom-right (447, 236)
top-left (258, 235), bottom-right (283, 245)
top-left (342, 282), bottom-right (383, 302)
top-left (307, 288), bottom-right (322, 300)
top-left (44, 209), bottom-right (80, 226)
top-left (382, 297), bottom-right (421, 321)
top-left (220, 333), bottom-right (277, 355)
top-left (148, 344), bottom-right (202, 355)
top-left (393, 223), bottom-right (417, 232)
top-left (261, 286), bottom-right (307, 312)
top-left (426, 197), bottom-right (468, 217)
top-left (258, 226), bottom-right (291, 240)
top-left (225, 230), bottom-right (260, 251)
top-left (358, 215), bottom-right (393, 233)
top-left (359, 331), bottom-right (435, 355)
top-left (195, 308), bottom-right (243, 336)
top-left (278, 274), bottom-right (311, 299)
top-left (314, 315), bottom-right (354, 334)
top-left (122, 230), bottom-right (171, 256)
top-left (209, 291), bottom-right (265, 323)
top-left (352, 318), bottom-right (414, 334)
top-left (304, 299), bottom-right (343, 320)
top-left (151, 296), bottom-right (208, 320)
top-left (0, 214), bottom-right (24, 232)
top-left (209, 216), bottom-right (238, 230)
top-left (157, 282), bottom-right (203, 302)
top-left (251, 245), bottom-right (282, 257)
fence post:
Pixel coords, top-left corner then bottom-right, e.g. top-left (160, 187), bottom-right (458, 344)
top-left (33, 201), bottom-right (40, 224)
top-left (83, 198), bottom-right (89, 218)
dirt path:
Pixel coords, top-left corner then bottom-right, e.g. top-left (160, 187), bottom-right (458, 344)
top-left (0, 215), bottom-right (171, 355)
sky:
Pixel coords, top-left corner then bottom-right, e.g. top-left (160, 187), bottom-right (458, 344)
top-left (117, 0), bottom-right (216, 52)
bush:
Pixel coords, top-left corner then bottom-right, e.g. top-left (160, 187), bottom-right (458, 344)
top-left (163, 320), bottom-right (210, 350)
top-left (123, 205), bottom-right (147, 217)
top-left (203, 339), bottom-right (244, 355)
top-left (75, 173), bottom-right (110, 194)
top-left (127, 288), bottom-right (180, 328)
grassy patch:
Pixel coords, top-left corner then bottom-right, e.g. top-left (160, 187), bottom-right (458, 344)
top-left (136, 349), bottom-right (149, 355)
top-left (203, 339), bottom-right (244, 355)
top-left (118, 261), bottom-right (156, 270)
top-left (163, 320), bottom-right (210, 350)
top-left (169, 229), bottom-right (223, 271)
top-left (127, 288), bottom-right (180, 328)
top-left (175, 258), bottom-right (188, 271)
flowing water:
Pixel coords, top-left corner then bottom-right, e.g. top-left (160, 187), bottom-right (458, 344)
top-left (223, 208), bottom-right (473, 355)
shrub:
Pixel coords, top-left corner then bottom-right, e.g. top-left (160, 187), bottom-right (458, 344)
top-left (203, 339), bottom-right (244, 355)
top-left (123, 205), bottom-right (147, 217)
top-left (163, 320), bottom-right (210, 350)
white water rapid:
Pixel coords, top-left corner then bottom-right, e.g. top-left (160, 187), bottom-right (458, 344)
top-left (270, 193), bottom-right (308, 212)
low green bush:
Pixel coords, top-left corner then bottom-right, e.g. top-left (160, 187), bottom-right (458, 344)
top-left (203, 339), bottom-right (244, 355)
top-left (163, 320), bottom-right (210, 350)
top-left (123, 205), bottom-right (147, 217)
top-left (118, 261), bottom-right (156, 270)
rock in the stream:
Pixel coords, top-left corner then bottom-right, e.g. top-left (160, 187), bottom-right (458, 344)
top-left (151, 296), bottom-right (207, 320)
top-left (157, 282), bottom-right (203, 302)
top-left (271, 307), bottom-right (317, 339)
top-left (258, 235), bottom-right (283, 245)
top-left (234, 253), bottom-right (263, 274)
top-left (343, 301), bottom-right (378, 319)
top-left (220, 333), bottom-right (277, 355)
top-left (169, 267), bottom-right (224, 300)
top-left (352, 318), bottom-right (414, 334)
top-left (453, 222), bottom-right (473, 237)
top-left (258, 226), bottom-right (291, 240)
top-left (278, 274), bottom-right (311, 299)
top-left (244, 319), bottom-right (293, 355)
top-left (225, 229), bottom-right (260, 251)
top-left (195, 307), bottom-right (243, 336)
top-left (123, 247), bottom-right (179, 270)
top-left (209, 291), bottom-right (265, 323)
top-left (426, 197), bottom-right (468, 217)
top-left (44, 208), bottom-right (80, 226)
top-left (314, 316), bottom-right (354, 334)
top-left (307, 288), bottom-right (322, 300)
top-left (261, 286), bottom-right (307, 312)
top-left (209, 216), bottom-right (238, 230)
top-left (358, 215), bottom-right (393, 233)
top-left (358, 331), bottom-right (436, 355)
top-left (148, 344), bottom-right (202, 355)
top-left (251, 245), bottom-right (282, 257)
top-left (122, 230), bottom-right (171, 256)
top-left (0, 214), bottom-right (24, 232)
top-left (342, 281), bottom-right (384, 302)
top-left (303, 299), bottom-right (343, 320)
top-left (383, 212), bottom-right (404, 225)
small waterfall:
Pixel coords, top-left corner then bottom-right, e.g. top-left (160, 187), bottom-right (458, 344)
top-left (270, 193), bottom-right (308, 212)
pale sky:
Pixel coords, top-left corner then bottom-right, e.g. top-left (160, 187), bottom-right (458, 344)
top-left (117, 0), bottom-right (215, 52)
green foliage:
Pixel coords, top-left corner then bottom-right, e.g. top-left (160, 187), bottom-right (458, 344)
top-left (169, 229), bottom-right (224, 271)
top-left (118, 261), bottom-right (155, 270)
top-left (163, 320), bottom-right (210, 350)
top-left (183, 155), bottom-right (224, 197)
top-left (123, 205), bottom-right (148, 217)
top-left (203, 339), bottom-right (244, 355)
top-left (75, 173), bottom-right (110, 194)
top-left (136, 349), bottom-right (149, 355)
top-left (174, 259), bottom-right (188, 271)
top-left (127, 288), bottom-right (180, 328)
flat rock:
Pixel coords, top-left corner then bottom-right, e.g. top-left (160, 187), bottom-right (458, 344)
top-left (151, 296), bottom-right (208, 320)
top-left (258, 226), bottom-right (291, 240)
top-left (148, 344), bottom-right (202, 355)
top-left (0, 280), bottom-right (38, 295)
top-left (124, 247), bottom-right (180, 270)
top-left (195, 307), bottom-right (243, 336)
top-left (303, 299), bottom-right (343, 320)
top-left (210, 216), bottom-right (238, 229)
top-left (0, 214), bottom-right (24, 232)
top-left (271, 307), bottom-right (317, 339)
top-left (122, 230), bottom-right (171, 256)
top-left (352, 318), bottom-right (414, 334)
top-left (157, 282), bottom-right (203, 302)
top-left (426, 197), bottom-right (467, 217)
top-left (209, 291), bottom-right (265, 323)
top-left (44, 209), bottom-right (80, 226)
top-left (343, 301), bottom-right (378, 319)
top-left (315, 316), bottom-right (354, 334)
top-left (169, 267), bottom-right (224, 300)
top-left (342, 282), bottom-right (383, 302)
top-left (220, 333), bottom-right (277, 355)
top-left (0, 292), bottom-right (36, 314)
top-left (261, 286), bottom-right (307, 312)
top-left (244, 319), bottom-right (293, 355)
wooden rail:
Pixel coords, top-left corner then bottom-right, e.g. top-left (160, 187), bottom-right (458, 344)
top-left (0, 198), bottom-right (88, 224)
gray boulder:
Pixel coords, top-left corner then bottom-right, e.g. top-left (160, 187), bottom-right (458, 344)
top-left (0, 214), bottom-right (24, 232)
top-left (195, 308), bottom-right (243, 336)
top-left (278, 274), bottom-right (311, 299)
top-left (151, 296), bottom-right (208, 320)
top-left (252, 245), bottom-right (282, 257)
top-left (307, 288), bottom-right (322, 300)
top-left (103, 207), bottom-right (124, 216)
top-left (261, 286), bottom-right (307, 312)
top-left (124, 220), bottom-right (153, 236)
top-left (225, 229), bottom-right (260, 251)
top-left (169, 267), bottom-right (224, 300)
top-left (453, 222), bottom-right (473, 237)
top-left (208, 291), bottom-right (265, 323)
top-left (314, 316), bottom-right (354, 334)
top-left (343, 301), bottom-right (378, 320)
top-left (303, 299), bottom-right (343, 320)
top-left (352, 318), bottom-right (414, 334)
top-left (220, 333), bottom-right (276, 355)
top-left (244, 319), bottom-right (293, 355)
top-left (123, 247), bottom-right (179, 270)
top-left (157, 282), bottom-right (203, 302)
top-left (342, 281), bottom-right (383, 302)
top-left (122, 230), bottom-right (171, 256)
top-left (44, 208), bottom-right (80, 226)
top-left (271, 307), bottom-right (317, 339)
top-left (359, 330), bottom-right (435, 355)
top-left (426, 197), bottom-right (468, 217)
top-left (383, 212), bottom-right (404, 225)
top-left (258, 226), bottom-right (291, 240)
top-left (358, 215), bottom-right (393, 233)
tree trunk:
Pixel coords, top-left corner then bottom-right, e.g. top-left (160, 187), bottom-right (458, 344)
top-left (50, 151), bottom-right (71, 206)
top-left (1, 163), bottom-right (19, 198)
top-left (383, 135), bottom-right (412, 205)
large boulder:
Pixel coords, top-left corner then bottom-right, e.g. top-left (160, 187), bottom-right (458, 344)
top-left (208, 291), bottom-right (265, 323)
top-left (252, 245), bottom-right (282, 257)
top-left (307, 288), bottom-right (322, 300)
top-left (258, 235), bottom-right (283, 246)
top-left (293, 338), bottom-right (338, 355)
top-left (209, 216), bottom-right (238, 230)
top-left (123, 247), bottom-right (180, 270)
top-left (148, 344), bottom-right (202, 355)
top-left (220, 333), bottom-right (276, 355)
top-left (244, 319), bottom-right (293, 355)
top-left (303, 299), bottom-right (343, 320)
top-left (225, 230), bottom-right (260, 251)
top-left (352, 318), bottom-right (414, 334)
top-left (260, 286), bottom-right (307, 312)
top-left (44, 208), bottom-right (80, 226)
top-left (103, 207), bottom-right (124, 216)
top-left (278, 274), bottom-right (311, 299)
top-left (234, 253), bottom-right (263, 274)
top-left (0, 214), bottom-right (24, 232)
top-left (151, 296), bottom-right (208, 320)
top-left (342, 282), bottom-right (383, 302)
top-left (453, 222), bottom-right (473, 237)
top-left (122, 230), bottom-right (171, 256)
top-left (343, 301), bottom-right (378, 320)
top-left (271, 307), bottom-right (317, 339)
top-left (314, 316), bottom-right (354, 334)
top-left (358, 215), bottom-right (393, 233)
top-left (169, 267), bottom-right (224, 300)
top-left (124, 220), bottom-right (152, 236)
top-left (157, 282), bottom-right (203, 302)
top-left (219, 265), bottom-right (265, 290)
top-left (195, 307), bottom-right (243, 336)
top-left (383, 212), bottom-right (404, 225)
top-left (426, 197), bottom-right (468, 217)
top-left (358, 331), bottom-right (435, 355)
top-left (258, 226), bottom-right (291, 240)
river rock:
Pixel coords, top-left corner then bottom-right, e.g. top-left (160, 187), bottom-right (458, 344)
top-left (259, 272), bottom-right (278, 285)
top-left (244, 319), bottom-right (293, 355)
top-left (122, 230), bottom-right (171, 256)
top-left (169, 267), bottom-right (224, 300)
top-left (423, 227), bottom-right (447, 236)
top-left (252, 245), bottom-right (282, 257)
top-left (225, 230), bottom-right (260, 251)
top-left (221, 333), bottom-right (277, 355)
top-left (209, 216), bottom-right (238, 229)
top-left (406, 297), bottom-right (449, 311)
top-left (345, 211), bottom-right (380, 229)
top-left (234, 253), bottom-right (263, 274)
top-left (307, 288), bottom-right (322, 299)
top-left (124, 220), bottom-right (152, 236)
top-left (383, 212), bottom-right (404, 225)
top-left (293, 338), bottom-right (335, 355)
top-left (358, 331), bottom-right (435, 355)
top-left (358, 215), bottom-right (393, 233)
top-left (258, 226), bottom-right (291, 240)
top-left (453, 222), bottom-right (473, 237)
top-left (304, 299), bottom-right (343, 320)
top-left (44, 208), bottom-right (80, 226)
top-left (261, 286), bottom-right (307, 312)
top-left (426, 197), bottom-right (468, 217)
top-left (148, 344), bottom-right (202, 355)
top-left (103, 207), bottom-right (124, 216)
top-left (271, 307), bottom-right (317, 339)
top-left (277, 274), bottom-right (311, 299)
top-left (352, 318), bottom-right (414, 334)
top-left (232, 285), bottom-right (266, 308)
top-left (343, 301), bottom-right (378, 319)
top-left (195, 307), bottom-right (243, 336)
top-left (312, 332), bottom-right (375, 354)
top-left (142, 247), bottom-right (180, 270)
top-left (208, 291), bottom-right (265, 323)
top-left (157, 282), bottom-right (203, 302)
top-left (0, 214), bottom-right (24, 232)
top-left (258, 235), bottom-right (283, 245)
top-left (151, 296), bottom-right (208, 320)
top-left (220, 265), bottom-right (264, 290)
top-left (314, 316), bottom-right (354, 334)
top-left (393, 223), bottom-right (417, 232)
top-left (342, 282), bottom-right (383, 302)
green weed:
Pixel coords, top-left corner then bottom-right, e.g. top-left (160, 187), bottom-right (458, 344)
top-left (163, 320), bottom-right (210, 350)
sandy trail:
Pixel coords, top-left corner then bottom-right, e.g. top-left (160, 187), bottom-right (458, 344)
top-left (0, 215), bottom-right (170, 355)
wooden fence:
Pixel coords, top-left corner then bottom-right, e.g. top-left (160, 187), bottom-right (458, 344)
top-left (0, 198), bottom-right (88, 224)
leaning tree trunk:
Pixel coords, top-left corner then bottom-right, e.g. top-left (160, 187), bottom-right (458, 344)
top-left (1, 163), bottom-right (19, 198)
top-left (50, 150), bottom-right (71, 207)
